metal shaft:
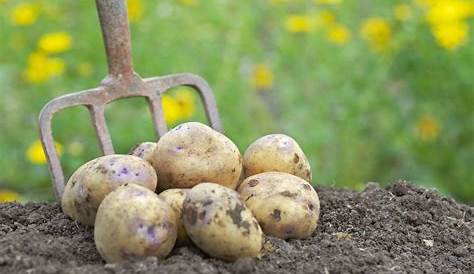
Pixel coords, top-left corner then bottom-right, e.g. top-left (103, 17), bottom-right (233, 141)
top-left (96, 0), bottom-right (134, 79)
top-left (39, 0), bottom-right (223, 201)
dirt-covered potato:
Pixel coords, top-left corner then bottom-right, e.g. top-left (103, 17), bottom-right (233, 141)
top-left (151, 122), bottom-right (242, 191)
top-left (94, 184), bottom-right (177, 263)
top-left (243, 134), bottom-right (311, 182)
top-left (238, 172), bottom-right (320, 239)
top-left (182, 183), bottom-right (263, 261)
top-left (61, 154), bottom-right (157, 226)
top-left (129, 142), bottom-right (156, 163)
top-left (158, 188), bottom-right (190, 246)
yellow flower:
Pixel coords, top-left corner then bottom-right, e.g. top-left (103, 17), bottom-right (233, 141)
top-left (162, 95), bottom-right (182, 124)
top-left (426, 0), bottom-right (473, 25)
top-left (394, 4), bottom-right (413, 21)
top-left (162, 90), bottom-right (196, 124)
top-left (24, 51), bottom-right (66, 84)
top-left (315, 10), bottom-right (336, 28)
top-left (0, 189), bottom-right (21, 203)
top-left (77, 62), bottom-right (93, 76)
top-left (416, 115), bottom-right (440, 142)
top-left (175, 89), bottom-right (196, 118)
top-left (252, 64), bottom-right (273, 90)
top-left (432, 21), bottom-right (469, 50)
top-left (361, 17), bottom-right (392, 52)
top-left (423, 0), bottom-right (473, 51)
top-left (26, 140), bottom-right (63, 165)
top-left (128, 0), bottom-right (143, 22)
top-left (180, 0), bottom-right (198, 6)
top-left (67, 141), bottom-right (84, 156)
top-left (38, 32), bottom-right (72, 54)
top-left (285, 15), bottom-right (315, 33)
top-left (9, 3), bottom-right (39, 26)
top-left (314, 0), bottom-right (341, 5)
top-left (327, 24), bottom-right (351, 45)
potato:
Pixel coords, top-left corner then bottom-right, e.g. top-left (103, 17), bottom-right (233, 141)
top-left (238, 172), bottom-right (320, 239)
top-left (94, 184), bottom-right (177, 263)
top-left (151, 122), bottom-right (242, 191)
top-left (61, 154), bottom-right (157, 226)
top-left (182, 183), bottom-right (263, 261)
top-left (158, 188), bottom-right (190, 246)
top-left (243, 134), bottom-right (311, 182)
top-left (129, 142), bottom-right (156, 163)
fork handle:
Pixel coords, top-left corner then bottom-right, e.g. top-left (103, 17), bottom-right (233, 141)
top-left (96, 0), bottom-right (134, 79)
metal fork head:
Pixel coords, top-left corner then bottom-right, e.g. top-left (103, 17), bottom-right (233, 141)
top-left (38, 0), bottom-right (222, 200)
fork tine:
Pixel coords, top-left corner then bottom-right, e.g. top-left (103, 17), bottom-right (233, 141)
top-left (88, 105), bottom-right (115, 155)
top-left (39, 87), bottom-right (104, 199)
top-left (145, 73), bottom-right (222, 133)
top-left (146, 93), bottom-right (168, 138)
top-left (39, 109), bottom-right (65, 199)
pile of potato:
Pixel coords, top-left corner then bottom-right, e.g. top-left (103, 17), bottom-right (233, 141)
top-left (62, 122), bottom-right (320, 263)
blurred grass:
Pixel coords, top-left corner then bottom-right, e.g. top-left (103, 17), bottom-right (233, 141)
top-left (0, 0), bottom-right (473, 203)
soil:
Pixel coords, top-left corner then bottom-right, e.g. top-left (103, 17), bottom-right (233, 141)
top-left (0, 181), bottom-right (472, 274)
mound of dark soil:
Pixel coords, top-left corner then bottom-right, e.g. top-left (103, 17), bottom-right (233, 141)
top-left (0, 181), bottom-right (472, 274)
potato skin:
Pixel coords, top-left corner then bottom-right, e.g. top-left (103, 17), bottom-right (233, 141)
top-left (243, 134), bottom-right (311, 182)
top-left (61, 155), bottom-right (157, 226)
top-left (94, 184), bottom-right (177, 263)
top-left (182, 183), bottom-right (263, 261)
top-left (129, 142), bottom-right (157, 163)
top-left (238, 172), bottom-right (320, 240)
top-left (158, 188), bottom-right (190, 246)
top-left (151, 122), bottom-right (242, 191)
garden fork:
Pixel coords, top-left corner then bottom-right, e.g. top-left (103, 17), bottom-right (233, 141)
top-left (39, 0), bottom-right (222, 200)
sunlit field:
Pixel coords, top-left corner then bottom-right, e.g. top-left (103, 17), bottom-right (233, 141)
top-left (0, 0), bottom-right (473, 203)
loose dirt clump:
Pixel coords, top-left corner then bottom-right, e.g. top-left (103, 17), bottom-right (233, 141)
top-left (0, 181), bottom-right (472, 274)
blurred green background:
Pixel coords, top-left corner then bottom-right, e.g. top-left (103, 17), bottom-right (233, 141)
top-left (0, 0), bottom-right (473, 204)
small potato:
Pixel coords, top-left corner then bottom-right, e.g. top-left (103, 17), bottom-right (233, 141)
top-left (243, 134), bottom-right (311, 182)
top-left (61, 154), bottom-right (157, 226)
top-left (94, 184), bottom-right (177, 263)
top-left (158, 188), bottom-right (190, 246)
top-left (129, 142), bottom-right (157, 163)
top-left (151, 122), bottom-right (242, 191)
top-left (182, 183), bottom-right (263, 261)
top-left (238, 172), bottom-right (320, 240)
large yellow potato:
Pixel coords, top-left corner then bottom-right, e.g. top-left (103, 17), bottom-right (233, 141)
top-left (94, 184), bottom-right (177, 263)
top-left (243, 134), bottom-right (311, 182)
top-left (61, 154), bottom-right (157, 226)
top-left (238, 172), bottom-right (320, 239)
top-left (182, 183), bottom-right (263, 261)
top-left (158, 188), bottom-right (190, 246)
top-left (129, 142), bottom-right (156, 163)
top-left (151, 122), bottom-right (242, 191)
